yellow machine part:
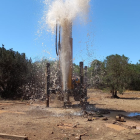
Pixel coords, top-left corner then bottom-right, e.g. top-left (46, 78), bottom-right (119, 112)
top-left (72, 77), bottom-right (80, 89)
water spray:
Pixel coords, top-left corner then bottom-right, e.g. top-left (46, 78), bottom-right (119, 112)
top-left (45, 0), bottom-right (90, 107)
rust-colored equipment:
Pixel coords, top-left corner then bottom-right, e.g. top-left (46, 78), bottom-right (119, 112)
top-left (46, 23), bottom-right (88, 107)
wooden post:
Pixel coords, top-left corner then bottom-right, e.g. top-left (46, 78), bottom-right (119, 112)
top-left (84, 66), bottom-right (87, 85)
top-left (84, 66), bottom-right (87, 102)
top-left (80, 62), bottom-right (83, 84)
top-left (0, 133), bottom-right (28, 140)
top-left (46, 63), bottom-right (50, 107)
top-left (80, 62), bottom-right (83, 97)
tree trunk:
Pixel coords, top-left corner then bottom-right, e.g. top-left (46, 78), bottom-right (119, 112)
top-left (114, 90), bottom-right (119, 98)
top-left (114, 90), bottom-right (117, 96)
top-left (111, 90), bottom-right (119, 98)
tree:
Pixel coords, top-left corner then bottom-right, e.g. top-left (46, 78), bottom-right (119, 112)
top-left (103, 54), bottom-right (130, 98)
top-left (73, 63), bottom-right (80, 76)
top-left (0, 46), bottom-right (32, 99)
top-left (128, 62), bottom-right (140, 90)
top-left (87, 60), bottom-right (104, 88)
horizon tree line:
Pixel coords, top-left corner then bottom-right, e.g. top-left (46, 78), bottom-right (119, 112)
top-left (0, 45), bottom-right (140, 99)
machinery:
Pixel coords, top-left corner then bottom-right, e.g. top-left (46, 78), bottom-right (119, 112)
top-left (46, 22), bottom-right (88, 107)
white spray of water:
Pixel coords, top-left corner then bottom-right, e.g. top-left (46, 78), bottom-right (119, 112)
top-left (60, 20), bottom-right (72, 91)
top-left (44, 0), bottom-right (90, 92)
top-left (45, 0), bottom-right (90, 31)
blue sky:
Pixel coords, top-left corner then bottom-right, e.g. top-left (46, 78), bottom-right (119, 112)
top-left (0, 0), bottom-right (140, 66)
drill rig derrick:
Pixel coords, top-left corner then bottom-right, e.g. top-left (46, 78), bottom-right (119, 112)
top-left (46, 22), bottom-right (88, 107)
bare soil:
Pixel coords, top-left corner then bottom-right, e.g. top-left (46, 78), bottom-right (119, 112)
top-left (0, 89), bottom-right (140, 140)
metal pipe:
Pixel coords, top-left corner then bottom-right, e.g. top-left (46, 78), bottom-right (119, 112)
top-left (80, 62), bottom-right (84, 85)
top-left (46, 63), bottom-right (50, 107)
top-left (80, 62), bottom-right (83, 97)
top-left (55, 23), bottom-right (58, 56)
top-left (84, 66), bottom-right (87, 86)
top-left (84, 66), bottom-right (87, 102)
top-left (58, 25), bottom-right (61, 53)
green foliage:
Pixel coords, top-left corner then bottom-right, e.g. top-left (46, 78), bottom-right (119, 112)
top-left (1, 44), bottom-right (140, 99)
top-left (0, 45), bottom-right (60, 99)
top-left (87, 60), bottom-right (104, 88)
top-left (103, 54), bottom-right (130, 96)
top-left (128, 62), bottom-right (140, 90)
top-left (86, 55), bottom-right (140, 97)
top-left (73, 63), bottom-right (80, 76)
top-left (0, 46), bottom-right (32, 98)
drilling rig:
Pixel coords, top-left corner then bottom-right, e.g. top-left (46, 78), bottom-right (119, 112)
top-left (46, 21), bottom-right (88, 107)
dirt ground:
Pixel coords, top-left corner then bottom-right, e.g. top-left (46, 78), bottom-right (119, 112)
top-left (0, 89), bottom-right (140, 140)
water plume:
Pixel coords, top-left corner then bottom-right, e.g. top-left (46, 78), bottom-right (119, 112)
top-left (45, 0), bottom-right (90, 31)
top-left (44, 0), bottom-right (90, 92)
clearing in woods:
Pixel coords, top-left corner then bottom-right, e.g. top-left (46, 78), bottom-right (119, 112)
top-left (0, 89), bottom-right (140, 140)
